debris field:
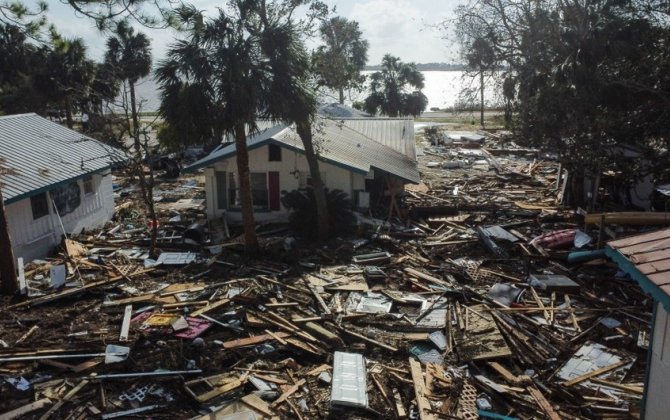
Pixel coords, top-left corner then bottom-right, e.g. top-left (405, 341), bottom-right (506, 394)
top-left (0, 130), bottom-right (656, 419)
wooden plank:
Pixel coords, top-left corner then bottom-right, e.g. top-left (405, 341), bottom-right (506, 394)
top-left (0, 398), bottom-right (52, 420)
top-left (526, 385), bottom-right (561, 420)
top-left (8, 268), bottom-right (154, 309)
top-left (409, 358), bottom-right (435, 420)
top-left (307, 364), bottom-right (331, 376)
top-left (191, 297), bottom-right (231, 317)
top-left (104, 295), bottom-right (155, 306)
top-left (339, 327), bottom-right (398, 352)
top-left (270, 378), bottom-right (306, 407)
top-left (529, 287), bottom-right (550, 321)
top-left (264, 329), bottom-right (288, 345)
top-left (487, 362), bottom-right (526, 385)
top-left (39, 380), bottom-right (89, 420)
top-left (305, 283), bottom-right (331, 315)
top-left (561, 359), bottom-right (628, 387)
top-left (221, 332), bottom-right (291, 349)
top-left (119, 305), bottom-right (132, 342)
top-left (392, 388), bottom-right (407, 419)
top-left (586, 212), bottom-right (670, 226)
top-left (241, 393), bottom-right (274, 417)
top-left (588, 378), bottom-right (643, 394)
top-left (185, 375), bottom-right (247, 402)
top-left (564, 295), bottom-right (581, 332)
top-left (404, 267), bottom-right (449, 287)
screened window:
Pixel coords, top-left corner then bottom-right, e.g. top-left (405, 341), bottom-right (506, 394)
top-left (83, 175), bottom-right (95, 195)
top-left (30, 193), bottom-right (49, 220)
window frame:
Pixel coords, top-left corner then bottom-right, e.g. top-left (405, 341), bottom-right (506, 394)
top-left (83, 175), bottom-right (95, 195)
top-left (30, 193), bottom-right (49, 220)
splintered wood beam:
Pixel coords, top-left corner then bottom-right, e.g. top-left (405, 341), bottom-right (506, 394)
top-left (393, 388), bottom-right (407, 419)
top-left (527, 385), bottom-right (561, 420)
top-left (270, 378), bottom-right (306, 408)
top-left (561, 360), bottom-right (628, 387)
top-left (403, 267), bottom-right (450, 286)
top-left (409, 358), bottom-right (435, 420)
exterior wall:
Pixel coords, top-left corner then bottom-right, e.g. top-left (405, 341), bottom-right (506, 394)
top-left (646, 302), bottom-right (670, 417)
top-left (6, 172), bottom-right (115, 262)
top-left (204, 145), bottom-right (367, 223)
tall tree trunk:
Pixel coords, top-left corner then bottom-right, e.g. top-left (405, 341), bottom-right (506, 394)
top-left (233, 123), bottom-right (259, 253)
top-left (297, 120), bottom-right (329, 241)
top-left (129, 81), bottom-right (157, 256)
top-left (64, 96), bottom-right (74, 128)
top-left (338, 87), bottom-right (344, 105)
top-left (480, 70), bottom-right (485, 128)
top-left (0, 186), bottom-right (18, 296)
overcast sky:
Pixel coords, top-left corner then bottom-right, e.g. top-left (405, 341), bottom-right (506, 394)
top-left (42, 0), bottom-right (460, 65)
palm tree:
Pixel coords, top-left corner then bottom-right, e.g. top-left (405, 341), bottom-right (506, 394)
top-left (258, 16), bottom-right (329, 241)
top-left (104, 20), bottom-right (156, 253)
top-left (363, 54), bottom-right (428, 117)
top-left (157, 2), bottom-right (329, 250)
top-left (157, 6), bottom-right (267, 252)
top-left (37, 34), bottom-right (94, 128)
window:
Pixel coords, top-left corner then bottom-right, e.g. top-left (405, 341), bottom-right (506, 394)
top-left (250, 173), bottom-right (268, 209)
top-left (31, 193), bottom-right (49, 220)
top-left (83, 175), bottom-right (94, 195)
top-left (51, 182), bottom-right (81, 216)
top-left (268, 144), bottom-right (282, 162)
top-left (227, 172), bottom-right (269, 210)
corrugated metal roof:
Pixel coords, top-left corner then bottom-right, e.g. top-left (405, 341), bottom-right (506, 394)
top-left (0, 113), bottom-right (128, 204)
top-left (336, 118), bottom-right (416, 160)
top-left (185, 118), bottom-right (420, 184)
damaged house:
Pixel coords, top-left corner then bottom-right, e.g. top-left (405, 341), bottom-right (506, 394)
top-left (0, 113), bottom-right (126, 261)
top-left (184, 115), bottom-right (419, 223)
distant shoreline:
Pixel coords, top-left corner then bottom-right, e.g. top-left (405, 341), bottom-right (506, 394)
top-left (364, 63), bottom-right (467, 71)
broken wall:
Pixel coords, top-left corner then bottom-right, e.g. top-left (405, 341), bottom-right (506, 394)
top-left (5, 172), bottom-right (115, 261)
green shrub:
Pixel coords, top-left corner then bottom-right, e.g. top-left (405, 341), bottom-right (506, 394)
top-left (281, 188), bottom-right (355, 239)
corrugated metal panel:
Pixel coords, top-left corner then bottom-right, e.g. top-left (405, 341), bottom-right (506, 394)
top-left (331, 351), bottom-right (368, 408)
top-left (0, 113), bottom-right (127, 204)
top-left (186, 118), bottom-right (420, 184)
top-left (339, 118), bottom-right (416, 160)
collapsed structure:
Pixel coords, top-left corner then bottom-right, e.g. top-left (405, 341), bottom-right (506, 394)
top-left (0, 123), bottom-right (668, 419)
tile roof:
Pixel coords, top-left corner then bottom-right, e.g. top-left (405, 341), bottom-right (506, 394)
top-left (185, 117), bottom-right (420, 184)
top-left (0, 113), bottom-right (128, 204)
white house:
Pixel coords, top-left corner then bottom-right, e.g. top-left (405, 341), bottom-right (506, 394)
top-left (184, 116), bottom-right (420, 223)
top-left (606, 229), bottom-right (670, 418)
top-left (0, 113), bottom-right (127, 262)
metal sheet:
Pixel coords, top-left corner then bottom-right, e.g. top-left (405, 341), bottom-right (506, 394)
top-left (331, 351), bottom-right (368, 409)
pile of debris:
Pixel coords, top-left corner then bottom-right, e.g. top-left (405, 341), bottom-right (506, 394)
top-left (0, 131), bottom-right (655, 419)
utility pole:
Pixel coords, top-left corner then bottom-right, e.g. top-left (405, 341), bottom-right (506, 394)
top-left (0, 185), bottom-right (18, 295)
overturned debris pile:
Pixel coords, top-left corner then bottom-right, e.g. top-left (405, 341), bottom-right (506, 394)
top-left (0, 135), bottom-right (655, 419)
